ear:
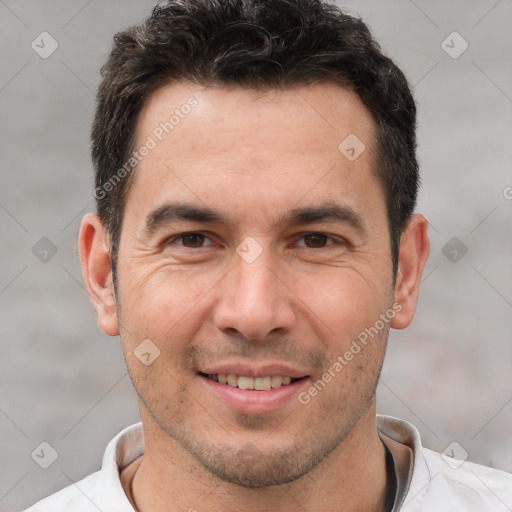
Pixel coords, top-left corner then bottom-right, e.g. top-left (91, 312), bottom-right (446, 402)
top-left (391, 213), bottom-right (430, 330)
top-left (79, 213), bottom-right (119, 336)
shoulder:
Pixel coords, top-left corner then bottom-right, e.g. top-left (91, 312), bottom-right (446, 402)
top-left (422, 448), bottom-right (512, 502)
top-left (410, 447), bottom-right (512, 511)
top-left (22, 471), bottom-right (104, 512)
top-left (22, 423), bottom-right (143, 512)
top-left (377, 415), bottom-right (512, 511)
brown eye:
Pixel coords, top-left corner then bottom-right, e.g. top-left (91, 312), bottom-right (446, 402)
top-left (173, 233), bottom-right (211, 248)
top-left (302, 233), bottom-right (330, 248)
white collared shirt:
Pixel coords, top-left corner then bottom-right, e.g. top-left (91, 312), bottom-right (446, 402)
top-left (24, 415), bottom-right (512, 511)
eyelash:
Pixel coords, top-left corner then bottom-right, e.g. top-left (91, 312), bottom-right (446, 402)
top-left (165, 232), bottom-right (344, 250)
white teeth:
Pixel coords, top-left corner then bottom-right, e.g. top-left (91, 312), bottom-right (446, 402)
top-left (227, 374), bottom-right (238, 387)
top-left (255, 377), bottom-right (272, 391)
top-left (271, 376), bottom-right (283, 388)
top-left (206, 373), bottom-right (297, 390)
top-left (237, 376), bottom-right (254, 390)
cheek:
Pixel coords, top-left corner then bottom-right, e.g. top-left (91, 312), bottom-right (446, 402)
top-left (119, 268), bottom-right (215, 344)
top-left (293, 267), bottom-right (390, 344)
top-left (125, 350), bottom-right (194, 423)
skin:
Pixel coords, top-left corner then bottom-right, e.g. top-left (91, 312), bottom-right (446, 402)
top-left (80, 82), bottom-right (430, 512)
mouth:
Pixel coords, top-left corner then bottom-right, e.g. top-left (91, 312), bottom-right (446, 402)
top-left (197, 369), bottom-right (310, 413)
top-left (198, 372), bottom-right (305, 391)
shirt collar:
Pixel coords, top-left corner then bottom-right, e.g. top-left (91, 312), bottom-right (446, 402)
top-left (102, 416), bottom-right (428, 511)
top-left (377, 414), bottom-right (431, 511)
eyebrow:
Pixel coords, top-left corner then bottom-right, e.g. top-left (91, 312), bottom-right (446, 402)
top-left (144, 201), bottom-right (365, 236)
top-left (275, 202), bottom-right (364, 233)
top-left (145, 202), bottom-right (229, 234)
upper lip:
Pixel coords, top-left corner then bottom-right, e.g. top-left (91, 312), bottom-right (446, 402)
top-left (198, 362), bottom-right (309, 379)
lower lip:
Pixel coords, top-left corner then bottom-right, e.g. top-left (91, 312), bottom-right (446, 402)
top-left (198, 375), bottom-right (309, 413)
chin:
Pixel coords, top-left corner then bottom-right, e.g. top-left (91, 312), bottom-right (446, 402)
top-left (197, 452), bottom-right (312, 488)
top-left (178, 430), bottom-right (344, 489)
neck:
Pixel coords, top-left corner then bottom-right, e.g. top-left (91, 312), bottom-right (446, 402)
top-left (126, 403), bottom-right (389, 512)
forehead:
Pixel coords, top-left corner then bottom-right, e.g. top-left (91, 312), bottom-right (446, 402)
top-left (126, 81), bottom-right (382, 230)
top-left (136, 81), bottom-right (375, 157)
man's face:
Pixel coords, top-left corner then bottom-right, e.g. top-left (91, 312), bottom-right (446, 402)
top-left (115, 82), bottom-right (395, 486)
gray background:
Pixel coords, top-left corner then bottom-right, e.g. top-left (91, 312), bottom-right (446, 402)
top-left (1, 1), bottom-right (511, 510)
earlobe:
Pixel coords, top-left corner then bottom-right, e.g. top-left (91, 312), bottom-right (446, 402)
top-left (390, 214), bottom-right (430, 330)
top-left (79, 213), bottom-right (119, 336)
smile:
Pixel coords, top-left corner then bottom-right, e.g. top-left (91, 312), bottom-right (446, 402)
top-left (198, 371), bottom-right (309, 413)
top-left (201, 373), bottom-right (301, 390)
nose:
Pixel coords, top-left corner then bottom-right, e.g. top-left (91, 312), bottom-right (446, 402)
top-left (213, 242), bottom-right (296, 341)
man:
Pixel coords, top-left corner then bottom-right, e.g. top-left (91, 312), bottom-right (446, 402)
top-left (25, 0), bottom-right (511, 510)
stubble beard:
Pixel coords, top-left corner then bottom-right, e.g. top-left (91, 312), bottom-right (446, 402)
top-left (126, 343), bottom-right (387, 489)
top-left (116, 285), bottom-right (390, 489)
